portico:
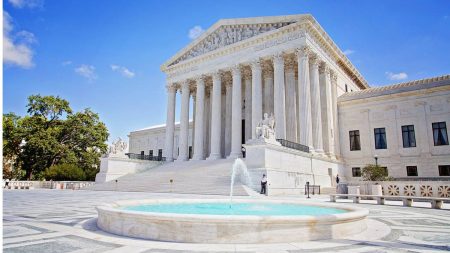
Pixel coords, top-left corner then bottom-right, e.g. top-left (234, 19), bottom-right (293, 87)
top-left (162, 15), bottom-right (367, 162)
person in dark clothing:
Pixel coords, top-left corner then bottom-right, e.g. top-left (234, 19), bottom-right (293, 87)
top-left (336, 174), bottom-right (340, 185)
top-left (260, 174), bottom-right (267, 194)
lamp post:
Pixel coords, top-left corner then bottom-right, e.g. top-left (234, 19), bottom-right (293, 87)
top-left (374, 154), bottom-right (378, 166)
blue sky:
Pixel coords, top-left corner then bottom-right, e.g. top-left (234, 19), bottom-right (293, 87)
top-left (4, 0), bottom-right (450, 143)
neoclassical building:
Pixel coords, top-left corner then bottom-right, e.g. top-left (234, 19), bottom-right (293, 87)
top-left (129, 14), bottom-right (450, 184)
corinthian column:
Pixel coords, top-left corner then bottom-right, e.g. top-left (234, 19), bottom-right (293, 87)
top-left (251, 60), bottom-right (262, 139)
top-left (192, 76), bottom-right (205, 160)
top-left (285, 58), bottom-right (297, 143)
top-left (229, 65), bottom-right (243, 158)
top-left (224, 82), bottom-right (232, 156)
top-left (296, 46), bottom-right (313, 150)
top-left (273, 53), bottom-right (286, 139)
top-left (164, 84), bottom-right (176, 162)
top-left (177, 81), bottom-right (190, 161)
top-left (207, 71), bottom-right (222, 160)
top-left (309, 55), bottom-right (324, 153)
top-left (319, 64), bottom-right (335, 156)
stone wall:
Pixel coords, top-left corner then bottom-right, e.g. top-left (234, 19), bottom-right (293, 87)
top-left (348, 181), bottom-right (450, 198)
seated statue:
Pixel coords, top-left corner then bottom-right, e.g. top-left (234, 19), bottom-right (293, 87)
top-left (255, 113), bottom-right (276, 141)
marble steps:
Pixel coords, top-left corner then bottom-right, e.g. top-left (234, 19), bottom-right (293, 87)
top-left (89, 159), bottom-right (249, 196)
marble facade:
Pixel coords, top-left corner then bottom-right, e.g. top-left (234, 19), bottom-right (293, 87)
top-left (129, 14), bottom-right (450, 182)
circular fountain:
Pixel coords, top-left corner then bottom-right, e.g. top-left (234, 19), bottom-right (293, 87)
top-left (96, 198), bottom-right (368, 243)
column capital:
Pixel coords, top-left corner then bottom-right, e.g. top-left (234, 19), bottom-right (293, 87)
top-left (319, 63), bottom-right (331, 75)
top-left (309, 54), bottom-right (321, 68)
top-left (272, 52), bottom-right (285, 66)
top-left (231, 64), bottom-right (242, 77)
top-left (250, 59), bottom-right (261, 71)
top-left (210, 71), bottom-right (221, 81)
top-left (295, 45), bottom-right (311, 58)
top-left (194, 75), bottom-right (206, 83)
top-left (330, 71), bottom-right (338, 83)
top-left (166, 83), bottom-right (177, 93)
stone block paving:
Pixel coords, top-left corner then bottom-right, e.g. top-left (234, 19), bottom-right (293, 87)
top-left (3, 189), bottom-right (450, 252)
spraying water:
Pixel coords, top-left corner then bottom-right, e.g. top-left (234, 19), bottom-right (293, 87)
top-left (230, 158), bottom-right (253, 206)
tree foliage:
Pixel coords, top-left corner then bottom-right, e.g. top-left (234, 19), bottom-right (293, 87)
top-left (362, 164), bottom-right (391, 181)
top-left (44, 164), bottom-right (86, 181)
top-left (3, 95), bottom-right (109, 180)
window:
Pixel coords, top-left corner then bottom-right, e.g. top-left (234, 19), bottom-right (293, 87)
top-left (158, 149), bottom-right (162, 158)
top-left (352, 167), bottom-right (361, 177)
top-left (402, 125), bottom-right (416, 148)
top-left (140, 151), bottom-right (144, 159)
top-left (149, 150), bottom-right (153, 157)
top-left (345, 84), bottom-right (348, 92)
top-left (349, 130), bottom-right (361, 151)
top-left (439, 165), bottom-right (450, 176)
top-left (374, 128), bottom-right (387, 149)
top-left (432, 122), bottom-right (449, 146)
top-left (406, 166), bottom-right (418, 176)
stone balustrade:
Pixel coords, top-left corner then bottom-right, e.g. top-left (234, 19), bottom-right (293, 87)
top-left (3, 180), bottom-right (95, 190)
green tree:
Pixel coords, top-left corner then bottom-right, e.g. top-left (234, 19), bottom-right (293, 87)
top-left (362, 164), bottom-right (391, 181)
top-left (3, 113), bottom-right (24, 179)
top-left (3, 94), bottom-right (109, 180)
top-left (44, 164), bottom-right (86, 181)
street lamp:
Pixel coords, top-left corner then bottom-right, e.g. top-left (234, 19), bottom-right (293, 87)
top-left (374, 154), bottom-right (378, 166)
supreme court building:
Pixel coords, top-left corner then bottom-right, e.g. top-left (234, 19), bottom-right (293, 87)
top-left (129, 14), bottom-right (450, 184)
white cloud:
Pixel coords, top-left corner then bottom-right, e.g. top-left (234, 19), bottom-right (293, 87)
top-left (110, 64), bottom-right (135, 78)
top-left (343, 49), bottom-right (355, 55)
top-left (386, 72), bottom-right (408, 81)
top-left (3, 11), bottom-right (35, 68)
top-left (8, 0), bottom-right (43, 8)
top-left (75, 64), bottom-right (97, 81)
top-left (62, 60), bottom-right (72, 66)
top-left (188, 25), bottom-right (204, 40)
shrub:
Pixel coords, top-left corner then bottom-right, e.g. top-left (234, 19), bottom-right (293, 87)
top-left (362, 164), bottom-right (391, 181)
top-left (44, 164), bottom-right (86, 181)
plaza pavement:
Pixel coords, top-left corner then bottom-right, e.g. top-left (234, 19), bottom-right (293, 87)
top-left (3, 189), bottom-right (450, 253)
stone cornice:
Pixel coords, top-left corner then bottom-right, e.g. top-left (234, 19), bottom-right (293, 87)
top-left (338, 74), bottom-right (450, 103)
top-left (161, 14), bottom-right (369, 89)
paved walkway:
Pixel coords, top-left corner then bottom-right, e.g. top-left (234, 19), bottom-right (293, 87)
top-left (3, 189), bottom-right (450, 252)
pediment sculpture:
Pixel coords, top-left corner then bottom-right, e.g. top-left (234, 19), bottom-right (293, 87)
top-left (169, 22), bottom-right (295, 66)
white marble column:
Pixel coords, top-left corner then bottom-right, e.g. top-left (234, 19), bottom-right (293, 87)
top-left (273, 53), bottom-right (286, 139)
top-left (208, 72), bottom-right (222, 160)
top-left (244, 69), bottom-right (252, 142)
top-left (319, 64), bottom-right (335, 156)
top-left (309, 55), bottom-right (324, 153)
top-left (203, 89), bottom-right (211, 157)
top-left (229, 65), bottom-right (243, 158)
top-left (331, 72), bottom-right (341, 157)
top-left (296, 46), bottom-right (313, 150)
top-left (192, 77), bottom-right (205, 160)
top-left (285, 60), bottom-right (297, 142)
top-left (164, 84), bottom-right (176, 162)
top-left (177, 81), bottom-right (190, 161)
top-left (263, 69), bottom-right (274, 115)
top-left (224, 82), bottom-right (232, 156)
top-left (251, 60), bottom-right (262, 139)
top-left (191, 92), bottom-right (196, 158)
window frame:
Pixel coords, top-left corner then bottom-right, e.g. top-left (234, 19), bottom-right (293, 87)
top-left (349, 130), bottom-right (361, 151)
top-left (401, 125), bottom-right (416, 148)
top-left (374, 127), bottom-right (387, 149)
top-left (432, 122), bottom-right (449, 146)
top-left (438, 165), bottom-right (450, 176)
top-left (406, 166), bottom-right (418, 177)
top-left (352, 167), bottom-right (361, 177)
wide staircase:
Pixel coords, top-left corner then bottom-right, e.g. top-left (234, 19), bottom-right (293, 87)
top-left (88, 159), bottom-right (249, 196)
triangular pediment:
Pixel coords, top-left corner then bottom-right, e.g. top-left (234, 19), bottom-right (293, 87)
top-left (163, 15), bottom-right (308, 68)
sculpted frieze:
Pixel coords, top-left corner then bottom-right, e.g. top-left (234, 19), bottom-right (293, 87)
top-left (254, 30), bottom-right (305, 51)
top-left (169, 22), bottom-right (295, 66)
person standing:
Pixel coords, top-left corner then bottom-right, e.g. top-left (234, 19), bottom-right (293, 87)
top-left (336, 174), bottom-right (340, 189)
top-left (260, 174), bottom-right (267, 195)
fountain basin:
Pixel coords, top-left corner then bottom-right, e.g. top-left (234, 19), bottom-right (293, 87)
top-left (96, 199), bottom-right (368, 243)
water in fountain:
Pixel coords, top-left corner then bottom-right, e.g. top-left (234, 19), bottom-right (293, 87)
top-left (230, 158), bottom-right (254, 206)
